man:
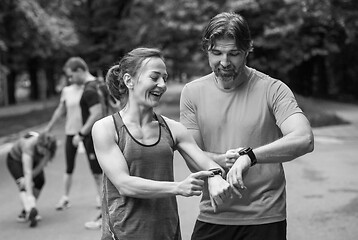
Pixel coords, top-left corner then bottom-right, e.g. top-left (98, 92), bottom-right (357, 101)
top-left (180, 12), bottom-right (314, 240)
top-left (63, 57), bottom-right (103, 230)
top-left (45, 65), bottom-right (84, 211)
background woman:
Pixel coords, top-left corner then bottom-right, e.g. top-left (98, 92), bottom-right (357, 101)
top-left (6, 131), bottom-right (57, 228)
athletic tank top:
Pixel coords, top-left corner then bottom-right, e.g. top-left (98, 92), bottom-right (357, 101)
top-left (8, 132), bottom-right (43, 164)
top-left (101, 112), bottom-right (181, 240)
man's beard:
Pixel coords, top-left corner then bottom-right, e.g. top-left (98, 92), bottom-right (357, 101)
top-left (214, 66), bottom-right (238, 82)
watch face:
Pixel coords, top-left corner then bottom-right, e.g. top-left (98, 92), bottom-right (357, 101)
top-left (239, 147), bottom-right (251, 155)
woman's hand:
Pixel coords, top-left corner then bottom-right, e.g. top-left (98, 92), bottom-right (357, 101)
top-left (177, 171), bottom-right (214, 197)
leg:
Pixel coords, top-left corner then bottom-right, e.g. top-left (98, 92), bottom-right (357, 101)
top-left (56, 136), bottom-right (77, 210)
top-left (83, 135), bottom-right (103, 202)
top-left (64, 135), bottom-right (78, 197)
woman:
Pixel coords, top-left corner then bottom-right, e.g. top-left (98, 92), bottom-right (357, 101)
top-left (92, 48), bottom-right (231, 240)
top-left (7, 131), bottom-right (57, 227)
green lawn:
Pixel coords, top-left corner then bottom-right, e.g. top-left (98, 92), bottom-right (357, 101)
top-left (0, 106), bottom-right (57, 138)
top-left (0, 94), bottom-right (348, 139)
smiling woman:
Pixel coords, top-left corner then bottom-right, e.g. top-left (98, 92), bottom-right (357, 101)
top-left (91, 47), bottom-right (230, 240)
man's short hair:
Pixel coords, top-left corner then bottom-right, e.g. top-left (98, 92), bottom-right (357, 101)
top-left (202, 12), bottom-right (253, 52)
top-left (63, 57), bottom-right (89, 72)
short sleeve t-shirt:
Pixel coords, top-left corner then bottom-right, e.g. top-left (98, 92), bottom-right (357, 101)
top-left (61, 84), bottom-right (83, 135)
top-left (180, 68), bottom-right (303, 225)
top-left (80, 80), bottom-right (100, 125)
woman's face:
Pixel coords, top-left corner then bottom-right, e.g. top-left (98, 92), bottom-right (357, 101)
top-left (131, 57), bottom-right (168, 108)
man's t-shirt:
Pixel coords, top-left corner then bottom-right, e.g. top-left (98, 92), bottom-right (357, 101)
top-left (80, 80), bottom-right (100, 125)
top-left (180, 68), bottom-right (303, 225)
top-left (61, 84), bottom-right (83, 135)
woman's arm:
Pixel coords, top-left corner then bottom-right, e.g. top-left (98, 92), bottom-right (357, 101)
top-left (92, 117), bottom-right (212, 199)
top-left (22, 152), bottom-right (34, 196)
top-left (164, 118), bottom-right (233, 208)
top-left (32, 152), bottom-right (51, 178)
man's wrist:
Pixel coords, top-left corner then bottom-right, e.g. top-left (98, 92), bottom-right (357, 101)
top-left (238, 147), bottom-right (257, 167)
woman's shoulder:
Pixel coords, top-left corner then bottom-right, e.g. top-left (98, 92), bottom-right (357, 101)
top-left (93, 115), bottom-right (116, 136)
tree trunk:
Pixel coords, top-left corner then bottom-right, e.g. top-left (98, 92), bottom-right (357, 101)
top-left (28, 58), bottom-right (39, 100)
top-left (7, 70), bottom-right (16, 104)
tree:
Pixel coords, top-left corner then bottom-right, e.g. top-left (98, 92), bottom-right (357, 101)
top-left (0, 0), bottom-right (78, 104)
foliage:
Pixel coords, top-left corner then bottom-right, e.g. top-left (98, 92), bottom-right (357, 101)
top-left (229, 0), bottom-right (358, 98)
top-left (1, 0), bottom-right (358, 104)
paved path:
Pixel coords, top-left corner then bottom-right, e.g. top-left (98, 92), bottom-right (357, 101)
top-left (1, 85), bottom-right (358, 239)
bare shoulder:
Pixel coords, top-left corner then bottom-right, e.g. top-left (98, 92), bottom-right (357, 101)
top-left (160, 115), bottom-right (187, 137)
top-left (92, 115), bottom-right (116, 138)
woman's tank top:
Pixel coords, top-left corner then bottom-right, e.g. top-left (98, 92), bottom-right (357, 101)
top-left (101, 112), bottom-right (181, 240)
top-left (8, 132), bottom-right (43, 165)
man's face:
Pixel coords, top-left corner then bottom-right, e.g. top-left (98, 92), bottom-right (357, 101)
top-left (207, 38), bottom-right (248, 87)
top-left (64, 67), bottom-right (85, 85)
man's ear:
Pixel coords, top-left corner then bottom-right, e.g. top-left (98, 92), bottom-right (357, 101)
top-left (123, 73), bottom-right (134, 89)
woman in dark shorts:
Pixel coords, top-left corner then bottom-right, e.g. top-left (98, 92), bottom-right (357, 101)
top-left (7, 131), bottom-right (57, 227)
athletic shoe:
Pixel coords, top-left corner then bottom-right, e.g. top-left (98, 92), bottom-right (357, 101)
top-left (17, 210), bottom-right (42, 223)
top-left (17, 209), bottom-right (27, 223)
top-left (84, 214), bottom-right (102, 230)
top-left (55, 197), bottom-right (71, 210)
top-left (28, 207), bottom-right (38, 227)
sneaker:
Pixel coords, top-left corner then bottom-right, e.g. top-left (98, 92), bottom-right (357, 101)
top-left (17, 210), bottom-right (42, 223)
top-left (55, 197), bottom-right (71, 211)
top-left (17, 209), bottom-right (27, 223)
top-left (28, 207), bottom-right (38, 227)
top-left (84, 214), bottom-right (102, 230)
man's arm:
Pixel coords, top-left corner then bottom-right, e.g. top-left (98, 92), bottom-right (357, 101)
top-left (45, 99), bottom-right (66, 132)
top-left (226, 112), bottom-right (314, 189)
top-left (254, 112), bottom-right (314, 163)
top-left (73, 103), bottom-right (102, 146)
top-left (80, 103), bottom-right (102, 135)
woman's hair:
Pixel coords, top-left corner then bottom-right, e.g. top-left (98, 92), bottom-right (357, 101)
top-left (37, 133), bottom-right (57, 159)
top-left (105, 47), bottom-right (164, 103)
top-left (202, 12), bottom-right (253, 52)
top-left (63, 57), bottom-right (88, 72)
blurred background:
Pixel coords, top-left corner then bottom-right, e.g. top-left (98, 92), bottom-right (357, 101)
top-left (1, 0), bottom-right (358, 106)
top-left (1, 1), bottom-right (358, 239)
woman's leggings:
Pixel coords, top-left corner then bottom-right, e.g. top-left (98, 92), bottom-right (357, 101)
top-left (7, 154), bottom-right (45, 191)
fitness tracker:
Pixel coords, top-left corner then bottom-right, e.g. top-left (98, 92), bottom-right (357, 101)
top-left (239, 147), bottom-right (257, 166)
top-left (208, 168), bottom-right (223, 177)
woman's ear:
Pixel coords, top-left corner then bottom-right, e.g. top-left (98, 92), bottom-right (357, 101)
top-left (123, 73), bottom-right (134, 89)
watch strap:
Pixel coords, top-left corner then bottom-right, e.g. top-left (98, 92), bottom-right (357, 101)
top-left (239, 147), bottom-right (257, 167)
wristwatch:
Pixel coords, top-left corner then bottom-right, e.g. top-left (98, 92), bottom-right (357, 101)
top-left (239, 147), bottom-right (257, 167)
top-left (208, 168), bottom-right (224, 177)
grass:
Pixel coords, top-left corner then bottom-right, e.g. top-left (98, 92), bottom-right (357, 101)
top-left (295, 95), bottom-right (349, 128)
top-left (0, 106), bottom-right (57, 138)
top-left (0, 93), bottom-right (349, 139)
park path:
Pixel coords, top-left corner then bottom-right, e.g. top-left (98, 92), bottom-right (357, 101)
top-left (1, 84), bottom-right (358, 239)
